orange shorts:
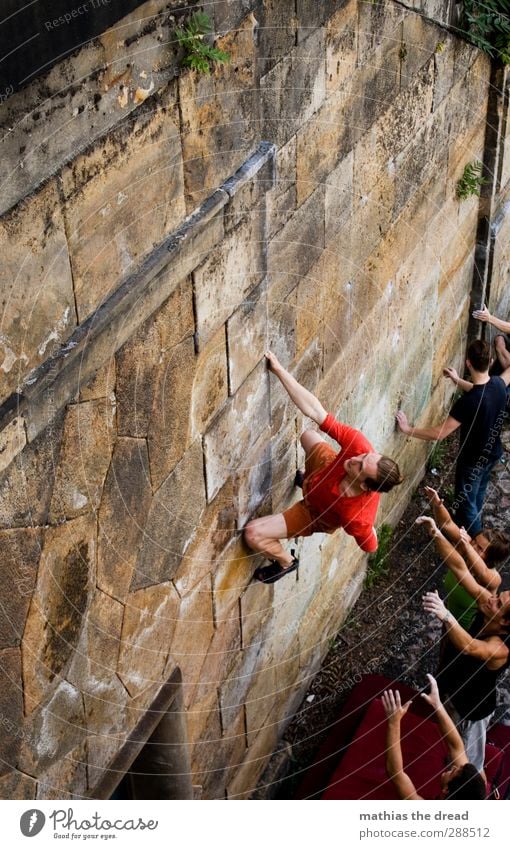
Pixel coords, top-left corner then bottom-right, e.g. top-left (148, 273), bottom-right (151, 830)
top-left (282, 441), bottom-right (337, 538)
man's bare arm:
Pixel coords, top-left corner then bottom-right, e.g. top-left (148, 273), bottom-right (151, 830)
top-left (423, 591), bottom-right (509, 667)
top-left (416, 517), bottom-right (490, 604)
top-left (473, 305), bottom-right (510, 334)
top-left (421, 674), bottom-right (467, 767)
top-left (382, 691), bottom-right (422, 800)
top-left (265, 351), bottom-right (327, 424)
top-left (396, 412), bottom-right (460, 442)
top-left (443, 366), bottom-right (473, 393)
top-left (423, 486), bottom-right (460, 541)
top-left (458, 528), bottom-right (502, 593)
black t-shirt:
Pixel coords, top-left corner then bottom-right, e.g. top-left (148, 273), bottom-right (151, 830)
top-left (438, 613), bottom-right (510, 720)
top-left (450, 376), bottom-right (507, 466)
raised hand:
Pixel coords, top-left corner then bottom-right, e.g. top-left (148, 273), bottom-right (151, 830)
top-left (382, 689), bottom-right (412, 722)
top-left (264, 350), bottom-right (281, 373)
top-left (415, 515), bottom-right (439, 537)
top-left (472, 304), bottom-right (490, 323)
top-left (396, 410), bottom-right (410, 434)
top-left (423, 486), bottom-right (441, 505)
top-left (420, 673), bottom-right (442, 711)
top-left (422, 589), bottom-right (449, 622)
top-left (443, 366), bottom-right (459, 384)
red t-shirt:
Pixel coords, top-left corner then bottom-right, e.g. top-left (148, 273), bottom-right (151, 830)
top-left (304, 413), bottom-right (380, 552)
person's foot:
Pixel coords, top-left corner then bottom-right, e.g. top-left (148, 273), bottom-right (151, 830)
top-left (253, 555), bottom-right (299, 584)
top-left (294, 470), bottom-right (305, 489)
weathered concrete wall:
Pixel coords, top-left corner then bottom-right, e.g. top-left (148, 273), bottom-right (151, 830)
top-left (0, 0), bottom-right (499, 799)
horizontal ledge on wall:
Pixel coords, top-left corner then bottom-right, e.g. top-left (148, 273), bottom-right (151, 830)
top-left (0, 141), bottom-right (276, 472)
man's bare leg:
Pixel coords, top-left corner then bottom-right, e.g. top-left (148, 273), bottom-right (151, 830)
top-left (300, 428), bottom-right (326, 456)
top-left (243, 513), bottom-right (294, 567)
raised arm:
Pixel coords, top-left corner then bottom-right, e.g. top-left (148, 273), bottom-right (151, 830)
top-left (420, 674), bottom-right (467, 766)
top-left (396, 411), bottom-right (460, 442)
top-left (473, 305), bottom-right (510, 335)
top-left (458, 527), bottom-right (502, 593)
top-left (382, 690), bottom-right (422, 800)
top-left (264, 351), bottom-right (327, 424)
top-left (423, 486), bottom-right (460, 542)
top-left (423, 591), bottom-right (509, 667)
top-left (443, 366), bottom-right (473, 393)
top-left (416, 516), bottom-right (489, 605)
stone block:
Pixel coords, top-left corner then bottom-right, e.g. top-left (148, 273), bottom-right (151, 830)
top-left (97, 437), bottom-right (153, 603)
top-left (244, 649), bottom-right (277, 745)
top-left (295, 91), bottom-right (348, 207)
top-left (67, 589), bottom-right (124, 692)
top-left (227, 281), bottom-right (268, 395)
top-left (117, 581), bottom-right (180, 698)
top-left (357, 0), bottom-right (405, 64)
top-left (325, 1), bottom-right (357, 94)
top-left (22, 514), bottom-right (97, 714)
top-left (270, 423), bottom-right (298, 511)
top-left (226, 720), bottom-right (278, 799)
top-left (267, 185), bottom-right (326, 303)
top-left (19, 680), bottom-right (86, 775)
top-left (432, 36), bottom-right (456, 111)
top-left (170, 574), bottom-right (215, 708)
top-left (132, 440), bottom-right (207, 589)
top-left (0, 180), bottom-right (76, 404)
top-left (213, 537), bottom-right (254, 625)
top-left (393, 109), bottom-right (449, 218)
top-left (85, 674), bottom-right (132, 791)
top-left (78, 362), bottom-right (116, 402)
top-left (61, 83), bottom-right (185, 322)
top-left (48, 398), bottom-right (115, 522)
top-left (179, 17), bottom-right (259, 210)
top-left (257, 0), bottom-right (297, 77)
top-left (198, 705), bottom-right (247, 800)
top-left (219, 639), bottom-right (264, 729)
top-left (267, 283), bottom-right (298, 368)
top-left (147, 337), bottom-right (196, 491)
top-left (203, 362), bottom-right (270, 501)
top-left (0, 417), bottom-right (26, 476)
top-left (173, 479), bottom-right (237, 598)
top-left (266, 139), bottom-right (298, 241)
top-left (0, 770), bottom-right (37, 799)
top-left (400, 9), bottom-right (445, 88)
top-left (190, 327), bottom-right (229, 439)
top-left (239, 579), bottom-right (274, 651)
top-left (189, 695), bottom-right (224, 797)
top-left (261, 28), bottom-right (326, 148)
top-left (0, 412), bottom-right (64, 529)
top-left (233, 425), bottom-right (272, 528)
top-left (193, 208), bottom-right (266, 351)
top-left (115, 277), bottom-right (195, 438)
top-left (324, 150), bottom-right (354, 245)
top-left (36, 744), bottom-right (88, 800)
top-left (193, 613), bottom-right (241, 706)
top-left (0, 647), bottom-right (23, 776)
top-left (0, 528), bottom-right (41, 648)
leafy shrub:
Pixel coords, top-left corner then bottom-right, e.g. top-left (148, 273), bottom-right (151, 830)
top-left (456, 160), bottom-right (487, 199)
top-left (175, 12), bottom-right (230, 75)
top-left (460, 1), bottom-right (510, 64)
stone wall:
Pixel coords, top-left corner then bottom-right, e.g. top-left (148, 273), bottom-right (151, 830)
top-left (0, 0), bottom-right (507, 800)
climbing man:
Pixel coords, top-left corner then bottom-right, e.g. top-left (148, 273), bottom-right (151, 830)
top-left (243, 351), bottom-right (403, 583)
top-left (396, 339), bottom-right (510, 535)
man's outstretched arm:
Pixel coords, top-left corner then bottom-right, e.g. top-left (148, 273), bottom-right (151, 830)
top-left (420, 674), bottom-right (467, 767)
top-left (396, 410), bottom-right (460, 441)
top-left (382, 690), bottom-right (422, 800)
top-left (265, 351), bottom-right (327, 424)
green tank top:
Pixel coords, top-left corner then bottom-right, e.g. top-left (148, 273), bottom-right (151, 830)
top-left (443, 569), bottom-right (477, 630)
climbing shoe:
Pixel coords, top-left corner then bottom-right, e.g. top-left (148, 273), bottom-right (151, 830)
top-left (254, 554), bottom-right (299, 584)
top-left (294, 469), bottom-right (305, 488)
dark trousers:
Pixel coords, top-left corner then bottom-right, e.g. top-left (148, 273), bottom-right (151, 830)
top-left (453, 455), bottom-right (500, 536)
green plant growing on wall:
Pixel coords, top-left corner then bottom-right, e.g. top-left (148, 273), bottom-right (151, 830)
top-left (456, 160), bottom-right (487, 199)
top-left (365, 524), bottom-right (393, 589)
top-left (175, 12), bottom-right (230, 75)
top-left (459, 1), bottom-right (510, 65)
top-left (399, 43), bottom-right (408, 62)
